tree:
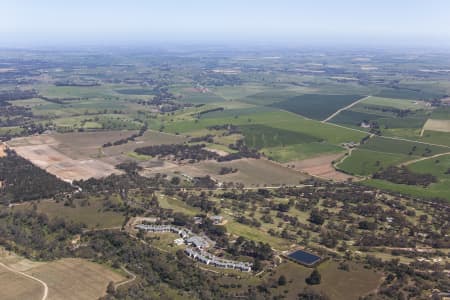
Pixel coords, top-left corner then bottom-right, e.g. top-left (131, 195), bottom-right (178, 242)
top-left (309, 209), bottom-right (325, 225)
top-left (305, 269), bottom-right (321, 285)
top-left (278, 275), bottom-right (287, 286)
top-left (106, 281), bottom-right (116, 295)
top-left (170, 176), bottom-right (180, 185)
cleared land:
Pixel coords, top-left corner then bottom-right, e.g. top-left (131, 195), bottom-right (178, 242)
top-left (287, 153), bottom-right (353, 181)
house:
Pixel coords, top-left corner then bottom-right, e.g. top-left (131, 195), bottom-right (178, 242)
top-left (209, 215), bottom-right (224, 225)
top-left (186, 236), bottom-right (210, 250)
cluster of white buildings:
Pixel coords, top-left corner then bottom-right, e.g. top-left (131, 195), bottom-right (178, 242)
top-left (185, 247), bottom-right (252, 272)
top-left (135, 224), bottom-right (252, 272)
top-left (136, 224), bottom-right (192, 240)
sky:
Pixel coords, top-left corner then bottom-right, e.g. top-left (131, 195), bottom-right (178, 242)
top-left (1, 0), bottom-right (450, 47)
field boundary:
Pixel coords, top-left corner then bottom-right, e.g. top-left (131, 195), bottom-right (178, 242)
top-left (0, 262), bottom-right (48, 300)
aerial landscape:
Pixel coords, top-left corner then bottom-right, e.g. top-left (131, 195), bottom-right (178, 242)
top-left (0, 1), bottom-right (449, 299)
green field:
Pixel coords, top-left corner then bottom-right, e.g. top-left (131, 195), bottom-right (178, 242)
top-left (330, 109), bottom-right (382, 127)
top-left (262, 142), bottom-right (344, 162)
top-left (165, 110), bottom-right (365, 145)
top-left (241, 124), bottom-right (320, 148)
top-left (337, 148), bottom-right (408, 175)
top-left (360, 136), bottom-right (448, 156)
top-left (337, 136), bottom-right (449, 175)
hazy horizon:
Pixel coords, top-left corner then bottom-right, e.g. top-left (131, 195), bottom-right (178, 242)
top-left (1, 0), bottom-right (450, 49)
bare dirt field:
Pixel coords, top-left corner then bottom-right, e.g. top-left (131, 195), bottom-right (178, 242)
top-left (0, 250), bottom-right (125, 300)
top-left (423, 118), bottom-right (450, 133)
top-left (287, 153), bottom-right (353, 181)
top-left (7, 134), bottom-right (122, 182)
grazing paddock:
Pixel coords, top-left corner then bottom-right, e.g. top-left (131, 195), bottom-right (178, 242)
top-left (288, 153), bottom-right (353, 181)
top-left (423, 118), bottom-right (450, 133)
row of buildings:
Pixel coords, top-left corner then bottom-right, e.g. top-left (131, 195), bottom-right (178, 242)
top-left (135, 224), bottom-right (252, 272)
top-left (185, 247), bottom-right (252, 272)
